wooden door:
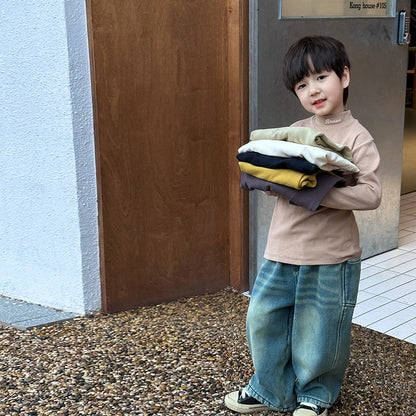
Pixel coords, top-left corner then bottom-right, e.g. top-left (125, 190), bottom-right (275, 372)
top-left (87, 0), bottom-right (248, 312)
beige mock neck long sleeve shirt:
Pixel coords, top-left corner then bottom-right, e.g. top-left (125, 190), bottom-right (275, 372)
top-left (264, 110), bottom-right (382, 265)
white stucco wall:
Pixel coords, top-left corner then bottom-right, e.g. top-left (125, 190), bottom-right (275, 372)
top-left (0, 1), bottom-right (100, 314)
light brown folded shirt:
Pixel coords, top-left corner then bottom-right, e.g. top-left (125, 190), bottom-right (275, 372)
top-left (250, 126), bottom-right (353, 161)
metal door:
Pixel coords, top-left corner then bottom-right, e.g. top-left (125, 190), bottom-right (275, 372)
top-left (249, 0), bottom-right (410, 284)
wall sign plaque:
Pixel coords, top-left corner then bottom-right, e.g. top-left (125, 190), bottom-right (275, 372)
top-left (280, 0), bottom-right (395, 18)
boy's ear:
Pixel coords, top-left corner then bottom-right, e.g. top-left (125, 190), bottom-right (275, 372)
top-left (342, 66), bottom-right (350, 88)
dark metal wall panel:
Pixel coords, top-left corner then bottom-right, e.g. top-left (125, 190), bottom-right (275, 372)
top-left (250, 0), bottom-right (410, 281)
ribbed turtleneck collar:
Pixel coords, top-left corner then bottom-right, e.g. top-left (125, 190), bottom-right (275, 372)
top-left (312, 110), bottom-right (352, 128)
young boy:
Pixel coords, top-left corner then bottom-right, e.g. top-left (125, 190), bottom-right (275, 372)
top-left (225, 36), bottom-right (382, 415)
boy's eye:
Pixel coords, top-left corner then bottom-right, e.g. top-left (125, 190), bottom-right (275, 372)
top-left (317, 75), bottom-right (326, 81)
top-left (296, 83), bottom-right (306, 90)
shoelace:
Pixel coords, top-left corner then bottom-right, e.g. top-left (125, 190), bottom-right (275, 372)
top-left (240, 388), bottom-right (251, 400)
top-left (298, 402), bottom-right (321, 414)
top-left (299, 402), bottom-right (318, 409)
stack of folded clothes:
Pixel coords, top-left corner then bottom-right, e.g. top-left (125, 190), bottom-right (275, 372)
top-left (237, 126), bottom-right (359, 212)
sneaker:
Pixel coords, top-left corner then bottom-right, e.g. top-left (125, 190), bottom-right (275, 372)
top-left (293, 403), bottom-right (328, 416)
top-left (224, 388), bottom-right (269, 413)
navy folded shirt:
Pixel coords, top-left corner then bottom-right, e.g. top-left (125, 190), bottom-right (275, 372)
top-left (237, 152), bottom-right (319, 174)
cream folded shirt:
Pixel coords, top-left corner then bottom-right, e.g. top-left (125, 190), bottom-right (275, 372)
top-left (238, 140), bottom-right (359, 174)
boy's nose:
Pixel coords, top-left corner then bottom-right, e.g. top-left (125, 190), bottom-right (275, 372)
top-left (310, 82), bottom-right (320, 95)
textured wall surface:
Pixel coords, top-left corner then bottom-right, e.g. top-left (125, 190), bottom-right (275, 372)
top-left (0, 1), bottom-right (100, 314)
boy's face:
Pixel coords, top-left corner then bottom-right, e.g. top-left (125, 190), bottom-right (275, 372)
top-left (294, 67), bottom-right (350, 118)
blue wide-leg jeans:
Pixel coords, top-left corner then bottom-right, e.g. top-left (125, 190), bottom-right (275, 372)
top-left (246, 258), bottom-right (361, 411)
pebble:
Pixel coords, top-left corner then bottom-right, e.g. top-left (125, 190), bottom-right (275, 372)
top-left (0, 288), bottom-right (415, 415)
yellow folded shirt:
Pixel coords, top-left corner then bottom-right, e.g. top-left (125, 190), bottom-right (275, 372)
top-left (238, 161), bottom-right (317, 190)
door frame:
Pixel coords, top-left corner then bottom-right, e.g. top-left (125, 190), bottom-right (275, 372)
top-left (228, 0), bottom-right (250, 291)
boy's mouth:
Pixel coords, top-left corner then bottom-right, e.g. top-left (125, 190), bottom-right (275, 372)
top-left (313, 99), bottom-right (326, 108)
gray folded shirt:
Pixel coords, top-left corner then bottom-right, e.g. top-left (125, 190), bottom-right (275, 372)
top-left (240, 171), bottom-right (346, 212)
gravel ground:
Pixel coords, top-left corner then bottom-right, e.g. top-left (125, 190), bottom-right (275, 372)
top-left (0, 288), bottom-right (415, 416)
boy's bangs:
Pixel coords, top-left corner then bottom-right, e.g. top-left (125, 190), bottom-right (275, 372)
top-left (284, 55), bottom-right (309, 90)
top-left (291, 49), bottom-right (332, 85)
top-left (307, 49), bottom-right (334, 75)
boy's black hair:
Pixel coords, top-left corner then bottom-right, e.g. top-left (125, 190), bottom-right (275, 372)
top-left (283, 36), bottom-right (351, 105)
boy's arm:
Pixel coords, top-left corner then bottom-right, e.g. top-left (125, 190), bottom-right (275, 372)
top-left (320, 135), bottom-right (382, 211)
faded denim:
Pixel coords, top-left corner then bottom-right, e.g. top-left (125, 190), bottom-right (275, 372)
top-left (245, 258), bottom-right (361, 411)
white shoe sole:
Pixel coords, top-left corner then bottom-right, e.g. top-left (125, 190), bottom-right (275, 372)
top-left (293, 407), bottom-right (328, 416)
top-left (224, 391), bottom-right (269, 414)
